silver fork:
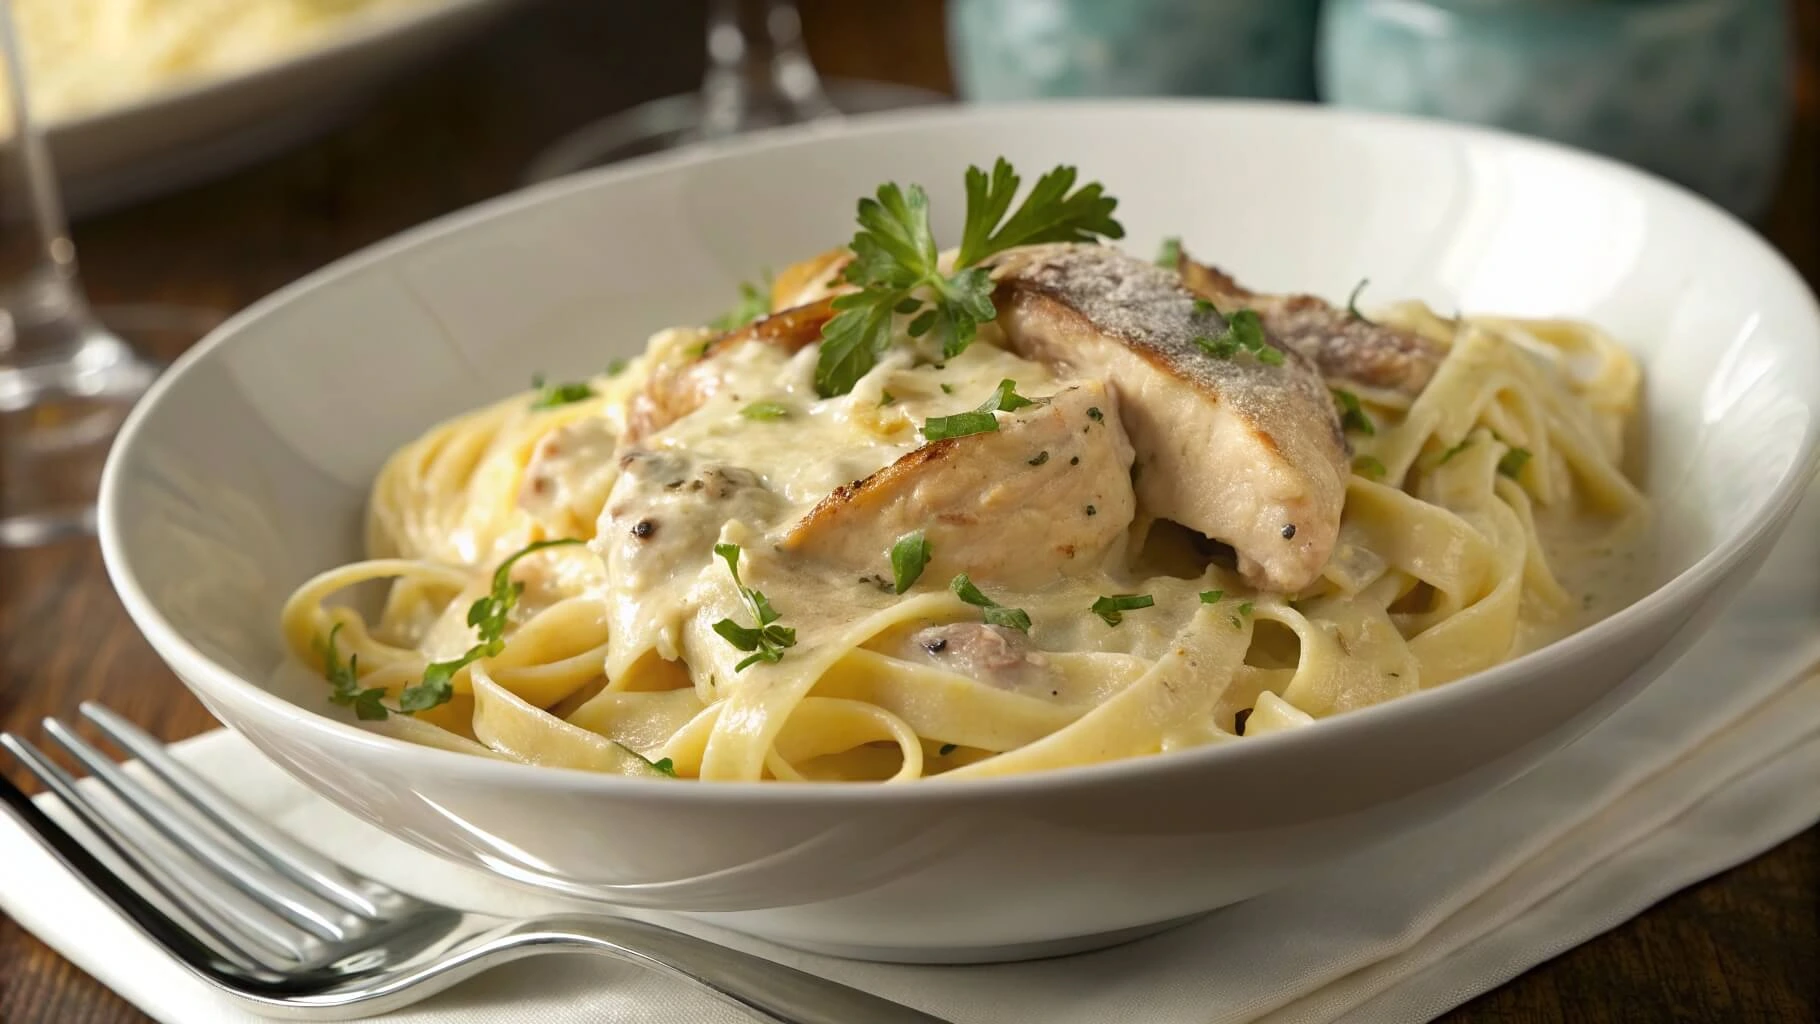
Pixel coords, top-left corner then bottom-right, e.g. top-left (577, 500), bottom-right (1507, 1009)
top-left (0, 704), bottom-right (952, 1023)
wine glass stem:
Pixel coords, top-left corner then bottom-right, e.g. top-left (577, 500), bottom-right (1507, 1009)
top-left (0, 0), bottom-right (94, 368)
top-left (700, 0), bottom-right (837, 141)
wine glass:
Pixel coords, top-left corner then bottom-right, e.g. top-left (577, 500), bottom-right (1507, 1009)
top-left (524, 0), bottom-right (943, 182)
top-left (0, 2), bottom-right (203, 547)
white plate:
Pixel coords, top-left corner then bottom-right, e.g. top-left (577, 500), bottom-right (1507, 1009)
top-left (98, 101), bottom-right (1820, 963)
top-left (40, 0), bottom-right (520, 217)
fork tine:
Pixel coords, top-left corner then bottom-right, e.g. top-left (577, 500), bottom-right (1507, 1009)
top-left (1, 734), bottom-right (305, 968)
top-left (80, 703), bottom-right (389, 919)
top-left (41, 718), bottom-right (357, 944)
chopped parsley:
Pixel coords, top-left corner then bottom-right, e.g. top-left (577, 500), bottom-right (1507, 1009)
top-left (710, 275), bottom-right (771, 332)
top-left (922, 379), bottom-right (1041, 440)
top-left (1352, 454), bottom-right (1388, 480)
top-left (1347, 279), bottom-right (1375, 325)
top-left (1193, 297), bottom-right (1216, 316)
top-left (1199, 589), bottom-right (1225, 604)
top-left (1237, 601), bottom-right (1255, 617)
top-left (950, 573), bottom-right (1032, 633)
top-left (1194, 307), bottom-right (1285, 366)
top-left (814, 159), bottom-right (1123, 396)
top-left (1086, 406), bottom-right (1104, 422)
top-left (1155, 235), bottom-right (1182, 268)
top-left (879, 390), bottom-right (897, 407)
top-left (1498, 446), bottom-right (1532, 479)
top-left (529, 374), bottom-right (595, 410)
top-left (1091, 593), bottom-right (1154, 626)
top-left (605, 358), bottom-right (629, 377)
top-left (940, 382), bottom-right (954, 394)
top-left (1332, 388), bottom-right (1375, 435)
top-left (740, 400), bottom-right (790, 421)
top-left (889, 531), bottom-right (932, 594)
top-left (1437, 438), bottom-right (1473, 465)
top-left (710, 543), bottom-right (797, 671)
top-left (320, 538), bottom-right (584, 718)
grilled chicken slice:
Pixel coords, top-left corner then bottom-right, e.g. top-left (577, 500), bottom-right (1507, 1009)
top-left (1175, 253), bottom-right (1444, 396)
top-left (783, 382), bottom-right (1135, 589)
top-left (990, 243), bottom-right (1347, 592)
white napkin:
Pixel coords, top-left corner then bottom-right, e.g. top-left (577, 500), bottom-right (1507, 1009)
top-left (5, 483), bottom-right (1818, 1024)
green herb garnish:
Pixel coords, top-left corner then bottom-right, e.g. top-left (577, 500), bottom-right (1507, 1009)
top-left (1498, 446), bottom-right (1532, 479)
top-left (1332, 388), bottom-right (1375, 436)
top-left (1199, 589), bottom-right (1225, 604)
top-left (1155, 236), bottom-right (1182, 268)
top-left (1352, 455), bottom-right (1388, 480)
top-left (740, 400), bottom-right (790, 421)
top-left (710, 275), bottom-right (771, 332)
top-left (922, 379), bottom-right (1041, 440)
top-left (320, 539), bottom-right (584, 718)
top-left (1091, 593), bottom-right (1154, 626)
top-left (529, 374), bottom-right (595, 410)
top-left (1194, 308), bottom-right (1285, 366)
top-left (1437, 438), bottom-right (1473, 465)
top-left (950, 573), bottom-right (1032, 633)
top-left (605, 358), bottom-right (629, 377)
top-left (890, 531), bottom-right (932, 594)
top-left (815, 159), bottom-right (1123, 397)
top-left (1346, 279), bottom-right (1375, 325)
top-left (711, 543), bottom-right (797, 671)
top-left (879, 390), bottom-right (897, 407)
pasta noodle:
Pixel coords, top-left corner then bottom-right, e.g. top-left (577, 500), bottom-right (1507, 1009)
top-left (279, 247), bottom-right (1650, 783)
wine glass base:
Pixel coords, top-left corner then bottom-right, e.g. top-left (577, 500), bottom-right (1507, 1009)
top-left (523, 79), bottom-right (946, 184)
top-left (0, 305), bottom-right (220, 549)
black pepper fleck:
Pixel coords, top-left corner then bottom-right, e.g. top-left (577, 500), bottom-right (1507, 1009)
top-left (1085, 505), bottom-right (1097, 516)
top-left (1281, 523), bottom-right (1297, 539)
top-left (1234, 708), bottom-right (1253, 736)
top-left (1028, 451), bottom-right (1050, 466)
top-left (631, 519), bottom-right (656, 539)
top-left (1069, 456), bottom-right (1080, 466)
top-left (921, 637), bottom-right (948, 654)
top-left (1087, 406), bottom-right (1103, 422)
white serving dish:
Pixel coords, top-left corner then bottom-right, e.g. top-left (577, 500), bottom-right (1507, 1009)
top-left (98, 101), bottom-right (1820, 963)
top-left (38, 0), bottom-right (521, 216)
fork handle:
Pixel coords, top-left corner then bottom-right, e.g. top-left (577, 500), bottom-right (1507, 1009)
top-left (500, 914), bottom-right (953, 1024)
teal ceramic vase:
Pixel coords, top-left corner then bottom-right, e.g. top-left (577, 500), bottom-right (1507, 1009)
top-left (948, 0), bottom-right (1324, 101)
top-left (1319, 0), bottom-right (1792, 219)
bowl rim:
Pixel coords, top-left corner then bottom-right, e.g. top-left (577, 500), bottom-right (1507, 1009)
top-left (98, 98), bottom-right (1820, 807)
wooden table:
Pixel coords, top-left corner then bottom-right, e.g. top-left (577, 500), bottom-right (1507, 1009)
top-left (2, 1), bottom-right (1815, 1020)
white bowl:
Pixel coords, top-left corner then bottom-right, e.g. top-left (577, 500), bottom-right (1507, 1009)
top-left (98, 102), bottom-right (1820, 963)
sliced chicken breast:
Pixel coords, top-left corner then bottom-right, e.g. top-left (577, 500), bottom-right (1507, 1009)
top-left (1175, 252), bottom-right (1444, 396)
top-left (783, 382), bottom-right (1135, 589)
top-left (990, 243), bottom-right (1347, 592)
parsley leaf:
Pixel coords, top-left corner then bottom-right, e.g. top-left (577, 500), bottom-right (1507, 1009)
top-left (1199, 589), bottom-right (1225, 604)
top-left (740, 400), bottom-right (790, 421)
top-left (529, 374), bottom-right (595, 410)
top-left (710, 275), bottom-right (772, 332)
top-left (923, 411), bottom-right (999, 441)
top-left (1332, 388), bottom-right (1375, 435)
top-left (1155, 236), bottom-right (1182, 268)
top-left (1347, 279), bottom-right (1375, 324)
top-left (981, 378), bottom-right (1039, 412)
top-left (1091, 593), bottom-right (1154, 626)
top-left (815, 160), bottom-right (1123, 397)
top-left (890, 531), bottom-right (932, 594)
top-left (1437, 438), bottom-right (1473, 465)
top-left (950, 573), bottom-right (1032, 633)
top-left (1352, 454), bottom-right (1388, 480)
top-left (605, 358), bottom-right (629, 377)
top-left (1498, 446), bottom-right (1532, 479)
top-left (1194, 307), bottom-right (1284, 366)
top-left (711, 543), bottom-right (796, 670)
top-left (318, 623), bottom-right (389, 721)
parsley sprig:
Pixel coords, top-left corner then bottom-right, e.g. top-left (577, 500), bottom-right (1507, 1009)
top-left (1333, 388), bottom-right (1375, 435)
top-left (710, 543), bottom-right (797, 670)
top-left (711, 274), bottom-right (772, 332)
top-left (319, 538), bottom-right (584, 718)
top-left (890, 531), bottom-right (932, 594)
top-left (815, 159), bottom-right (1124, 397)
